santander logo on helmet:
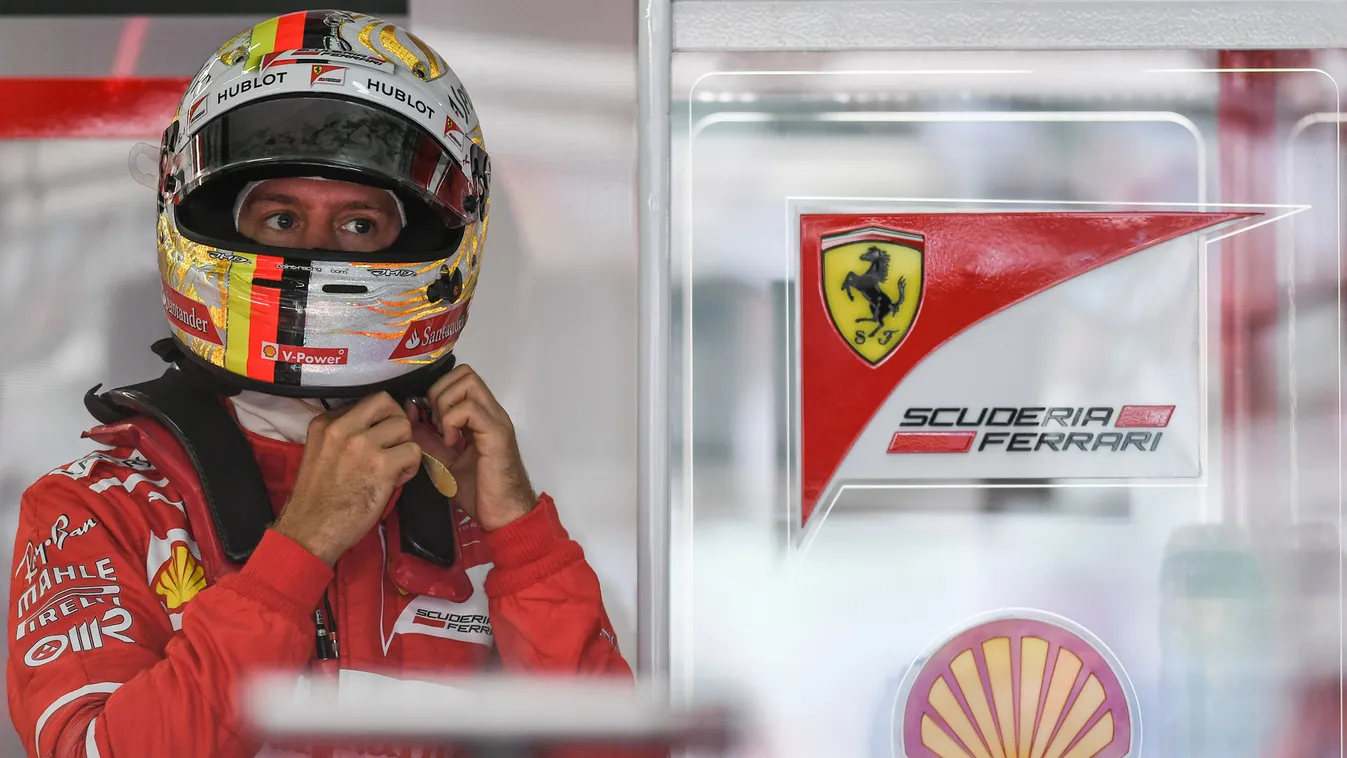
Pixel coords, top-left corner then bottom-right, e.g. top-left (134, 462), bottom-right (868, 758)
top-left (156, 9), bottom-right (488, 398)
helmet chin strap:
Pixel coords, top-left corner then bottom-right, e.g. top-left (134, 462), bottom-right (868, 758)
top-left (232, 176), bottom-right (408, 230)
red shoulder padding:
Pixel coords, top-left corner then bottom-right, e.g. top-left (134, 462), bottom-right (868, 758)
top-left (85, 419), bottom-right (241, 584)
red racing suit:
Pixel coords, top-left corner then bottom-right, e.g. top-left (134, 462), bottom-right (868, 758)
top-left (6, 403), bottom-right (634, 757)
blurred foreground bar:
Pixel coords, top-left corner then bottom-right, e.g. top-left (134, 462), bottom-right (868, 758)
top-left (243, 673), bottom-right (745, 754)
top-left (0, 0), bottom-right (407, 14)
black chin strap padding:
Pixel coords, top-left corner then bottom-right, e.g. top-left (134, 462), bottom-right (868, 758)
top-left (150, 338), bottom-right (244, 398)
top-left (84, 384), bottom-right (131, 426)
top-left (93, 365), bottom-right (272, 565)
top-left (383, 352), bottom-right (457, 405)
top-left (396, 470), bottom-right (458, 567)
top-left (150, 338), bottom-right (180, 364)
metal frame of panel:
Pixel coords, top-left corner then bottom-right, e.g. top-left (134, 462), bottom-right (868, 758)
top-left (672, 0), bottom-right (1347, 51)
top-left (637, 0), bottom-right (673, 681)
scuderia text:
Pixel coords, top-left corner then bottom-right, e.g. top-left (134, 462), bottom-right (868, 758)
top-left (894, 405), bottom-right (1174, 454)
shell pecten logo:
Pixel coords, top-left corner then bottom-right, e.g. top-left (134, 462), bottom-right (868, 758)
top-left (895, 612), bottom-right (1137, 758)
top-left (262, 343), bottom-right (278, 360)
top-left (154, 543), bottom-right (207, 611)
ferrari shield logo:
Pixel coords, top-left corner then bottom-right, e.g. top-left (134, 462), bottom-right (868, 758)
top-left (821, 226), bottom-right (924, 365)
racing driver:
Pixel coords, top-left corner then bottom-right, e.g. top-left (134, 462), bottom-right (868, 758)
top-left (6, 10), bottom-right (634, 757)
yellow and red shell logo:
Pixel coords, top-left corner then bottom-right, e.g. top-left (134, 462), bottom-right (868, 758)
top-left (153, 543), bottom-right (207, 611)
top-left (894, 611), bottom-right (1138, 758)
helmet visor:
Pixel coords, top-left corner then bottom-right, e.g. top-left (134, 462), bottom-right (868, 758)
top-left (174, 94), bottom-right (474, 229)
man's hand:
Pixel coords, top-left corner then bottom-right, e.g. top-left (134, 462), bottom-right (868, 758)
top-left (274, 392), bottom-right (422, 566)
top-left (409, 364), bottom-right (536, 532)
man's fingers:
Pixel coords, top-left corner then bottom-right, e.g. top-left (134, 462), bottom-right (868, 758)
top-left (430, 373), bottom-right (483, 416)
top-left (307, 397), bottom-right (361, 436)
top-left (412, 421), bottom-right (458, 464)
top-left (429, 365), bottom-right (502, 412)
top-left (332, 391), bottom-right (404, 432)
top-left (438, 399), bottom-right (487, 431)
top-left (438, 399), bottom-right (514, 454)
top-left (306, 411), bottom-right (333, 439)
top-left (425, 363), bottom-right (476, 402)
top-left (429, 369), bottom-right (511, 434)
top-left (386, 440), bottom-right (424, 487)
top-left (367, 414), bottom-right (414, 449)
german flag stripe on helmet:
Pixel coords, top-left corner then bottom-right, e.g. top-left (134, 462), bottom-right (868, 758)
top-left (274, 260), bottom-right (313, 386)
top-left (223, 254), bottom-right (313, 386)
top-left (244, 11), bottom-right (308, 72)
top-left (243, 256), bottom-right (285, 383)
top-left (224, 259), bottom-right (257, 376)
top-left (302, 10), bottom-right (337, 51)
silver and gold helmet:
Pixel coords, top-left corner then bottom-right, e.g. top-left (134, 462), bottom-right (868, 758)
top-left (157, 9), bottom-right (489, 397)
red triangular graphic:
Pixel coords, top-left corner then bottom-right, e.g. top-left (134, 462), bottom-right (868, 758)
top-left (799, 211), bottom-right (1254, 528)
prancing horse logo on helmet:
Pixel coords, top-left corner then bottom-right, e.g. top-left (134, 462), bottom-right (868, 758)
top-left (821, 226), bottom-right (925, 366)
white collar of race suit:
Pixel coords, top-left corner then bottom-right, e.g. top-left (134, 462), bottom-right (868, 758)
top-left (229, 391), bottom-right (355, 444)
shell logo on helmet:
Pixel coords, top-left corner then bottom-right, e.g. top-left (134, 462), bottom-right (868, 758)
top-left (260, 343), bottom-right (350, 366)
top-left (156, 10), bottom-right (489, 398)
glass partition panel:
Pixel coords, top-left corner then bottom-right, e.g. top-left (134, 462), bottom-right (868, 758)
top-left (671, 50), bottom-right (1343, 758)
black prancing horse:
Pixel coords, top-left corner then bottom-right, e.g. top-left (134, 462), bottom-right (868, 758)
top-left (841, 246), bottom-right (907, 338)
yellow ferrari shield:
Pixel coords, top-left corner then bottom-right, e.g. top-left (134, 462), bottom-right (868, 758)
top-left (821, 226), bottom-right (924, 365)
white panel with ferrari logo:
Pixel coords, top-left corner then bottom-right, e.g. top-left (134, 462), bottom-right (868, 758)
top-left (792, 201), bottom-right (1281, 547)
top-left (666, 54), bottom-right (1343, 758)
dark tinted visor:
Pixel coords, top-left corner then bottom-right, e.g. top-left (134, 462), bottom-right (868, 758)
top-left (177, 94), bottom-right (472, 227)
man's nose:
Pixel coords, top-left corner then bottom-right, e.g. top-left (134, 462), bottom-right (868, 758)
top-left (299, 218), bottom-right (341, 250)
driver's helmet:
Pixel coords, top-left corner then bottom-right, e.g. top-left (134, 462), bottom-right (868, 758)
top-left (156, 9), bottom-right (489, 397)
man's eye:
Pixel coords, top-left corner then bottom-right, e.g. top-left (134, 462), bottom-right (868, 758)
top-left (264, 212), bottom-right (297, 231)
top-left (341, 218), bottom-right (375, 235)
